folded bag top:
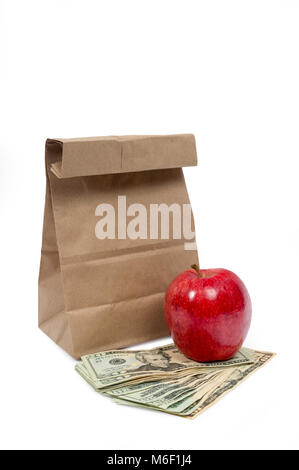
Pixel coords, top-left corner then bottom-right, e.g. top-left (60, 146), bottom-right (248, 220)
top-left (49, 134), bottom-right (197, 178)
top-left (39, 134), bottom-right (199, 358)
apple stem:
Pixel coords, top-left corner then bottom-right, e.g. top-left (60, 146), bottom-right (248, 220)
top-left (191, 264), bottom-right (203, 277)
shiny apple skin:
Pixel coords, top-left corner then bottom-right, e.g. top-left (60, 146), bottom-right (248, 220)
top-left (164, 268), bottom-right (252, 362)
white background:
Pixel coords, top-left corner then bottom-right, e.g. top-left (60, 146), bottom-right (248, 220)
top-left (0, 0), bottom-right (298, 450)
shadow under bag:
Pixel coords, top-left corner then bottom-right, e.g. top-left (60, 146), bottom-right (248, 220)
top-left (38, 134), bottom-right (199, 358)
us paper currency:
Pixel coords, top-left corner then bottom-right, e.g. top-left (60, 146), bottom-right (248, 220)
top-left (81, 344), bottom-right (254, 389)
top-left (105, 371), bottom-right (220, 409)
top-left (114, 350), bottom-right (275, 417)
top-left (75, 343), bottom-right (274, 418)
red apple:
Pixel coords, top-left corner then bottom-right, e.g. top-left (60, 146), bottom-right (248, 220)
top-left (164, 265), bottom-right (252, 362)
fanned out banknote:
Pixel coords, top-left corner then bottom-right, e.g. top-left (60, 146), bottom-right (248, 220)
top-left (75, 343), bottom-right (275, 418)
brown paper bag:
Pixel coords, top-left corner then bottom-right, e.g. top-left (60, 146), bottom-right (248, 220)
top-left (38, 135), bottom-right (199, 358)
